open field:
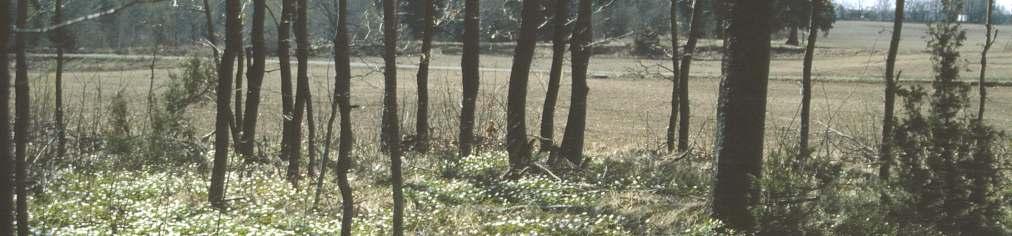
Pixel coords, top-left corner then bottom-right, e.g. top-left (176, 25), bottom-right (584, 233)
top-left (27, 21), bottom-right (1012, 155)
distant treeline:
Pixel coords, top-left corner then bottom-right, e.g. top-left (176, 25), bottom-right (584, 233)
top-left (835, 0), bottom-right (1012, 23)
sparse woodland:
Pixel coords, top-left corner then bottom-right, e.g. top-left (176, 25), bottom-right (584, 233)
top-left (1, 0), bottom-right (1011, 235)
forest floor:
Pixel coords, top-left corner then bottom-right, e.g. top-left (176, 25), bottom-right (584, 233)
top-left (23, 21), bottom-right (1012, 234)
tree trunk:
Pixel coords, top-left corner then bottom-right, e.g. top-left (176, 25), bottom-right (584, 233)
top-left (53, 0), bottom-right (68, 160)
top-left (677, 0), bottom-right (704, 152)
top-left (14, 0), bottom-right (31, 234)
top-left (305, 89), bottom-right (317, 178)
top-left (333, 0), bottom-right (355, 234)
top-left (786, 25), bottom-right (799, 46)
top-left (210, 0), bottom-right (241, 210)
top-left (415, 0), bottom-right (435, 153)
top-left (240, 0), bottom-right (268, 160)
top-left (666, 0), bottom-right (681, 153)
top-left (879, 0), bottom-right (904, 182)
top-left (977, 0), bottom-right (993, 122)
top-left (381, 0), bottom-right (404, 234)
top-left (278, 0), bottom-right (297, 182)
top-left (712, 0), bottom-right (772, 231)
top-left (0, 0), bottom-right (13, 232)
top-left (233, 43), bottom-right (245, 145)
top-left (540, 0), bottom-right (570, 153)
top-left (559, 0), bottom-right (592, 167)
top-left (459, 0), bottom-right (480, 158)
top-left (799, 0), bottom-right (822, 159)
top-left (202, 0), bottom-right (219, 62)
top-left (290, 0), bottom-right (312, 187)
top-left (506, 0), bottom-right (543, 176)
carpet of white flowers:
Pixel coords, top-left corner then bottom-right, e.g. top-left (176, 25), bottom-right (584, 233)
top-left (31, 151), bottom-right (726, 235)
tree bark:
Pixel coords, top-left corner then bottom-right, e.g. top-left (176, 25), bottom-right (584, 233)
top-left (506, 0), bottom-right (543, 176)
top-left (540, 0), bottom-right (570, 153)
top-left (712, 0), bottom-right (772, 231)
top-left (677, 0), bottom-right (704, 152)
top-left (332, 0), bottom-right (355, 234)
top-left (210, 0), bottom-right (241, 210)
top-left (879, 0), bottom-right (903, 182)
top-left (14, 0), bottom-right (31, 234)
top-left (305, 89), bottom-right (317, 178)
top-left (53, 0), bottom-right (68, 160)
top-left (0, 0), bottom-right (14, 232)
top-left (278, 0), bottom-right (297, 183)
top-left (977, 0), bottom-right (993, 122)
top-left (290, 0), bottom-right (312, 187)
top-left (786, 24), bottom-right (799, 46)
top-left (459, 0), bottom-right (480, 158)
top-left (559, 0), bottom-right (592, 167)
top-left (799, 0), bottom-right (822, 158)
top-left (666, 0), bottom-right (682, 153)
top-left (381, 0), bottom-right (404, 234)
top-left (415, 0), bottom-right (435, 153)
top-left (239, 0), bottom-right (268, 160)
top-left (202, 0), bottom-right (219, 62)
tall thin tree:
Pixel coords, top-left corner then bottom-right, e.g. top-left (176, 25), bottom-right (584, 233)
top-left (977, 0), bottom-right (993, 122)
top-left (240, 0), bottom-right (268, 159)
top-left (559, 0), bottom-right (592, 167)
top-left (799, 0), bottom-right (824, 158)
top-left (279, 0), bottom-right (296, 178)
top-left (0, 0), bottom-right (14, 232)
top-left (209, 0), bottom-right (241, 209)
top-left (506, 0), bottom-right (543, 175)
top-left (676, 0), bottom-right (704, 152)
top-left (711, 0), bottom-right (773, 231)
top-left (666, 0), bottom-right (682, 153)
top-left (540, 0), bottom-right (570, 153)
top-left (879, 0), bottom-right (904, 181)
top-left (415, 0), bottom-right (435, 152)
top-left (332, 0), bottom-right (355, 234)
top-left (52, 0), bottom-right (69, 159)
top-left (381, 0), bottom-right (405, 234)
top-left (14, 0), bottom-right (31, 234)
top-left (459, 0), bottom-right (480, 158)
top-left (289, 0), bottom-right (313, 187)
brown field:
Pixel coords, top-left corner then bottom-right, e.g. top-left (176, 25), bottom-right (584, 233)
top-left (25, 21), bottom-right (1012, 157)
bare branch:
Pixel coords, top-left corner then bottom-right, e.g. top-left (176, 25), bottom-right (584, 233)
top-left (15, 0), bottom-right (168, 33)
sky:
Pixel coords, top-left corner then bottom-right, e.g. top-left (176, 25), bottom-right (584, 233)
top-left (836, 0), bottom-right (1012, 13)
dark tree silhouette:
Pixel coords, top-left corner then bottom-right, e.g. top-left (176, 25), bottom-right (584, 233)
top-left (559, 0), bottom-right (592, 166)
top-left (290, 0), bottom-right (312, 187)
top-left (239, 0), bottom-right (268, 160)
top-left (506, 0), bottom-right (543, 175)
top-left (540, 0), bottom-right (570, 153)
top-left (879, 0), bottom-right (904, 182)
top-left (415, 0), bottom-right (435, 152)
top-left (799, 0), bottom-right (825, 158)
top-left (381, 0), bottom-right (405, 234)
top-left (53, 0), bottom-right (70, 159)
top-left (666, 0), bottom-right (682, 153)
top-left (676, 0), bottom-right (704, 152)
top-left (14, 0), bottom-right (31, 234)
top-left (459, 0), bottom-right (480, 158)
top-left (0, 0), bottom-right (13, 232)
top-left (711, 0), bottom-right (773, 231)
top-left (210, 0), bottom-right (241, 209)
top-left (977, 0), bottom-right (994, 122)
top-left (332, 0), bottom-right (355, 234)
top-left (279, 0), bottom-right (296, 181)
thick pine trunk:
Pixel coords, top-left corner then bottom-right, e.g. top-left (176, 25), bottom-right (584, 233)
top-left (506, 0), bottom-right (543, 176)
top-left (0, 0), bottom-right (13, 232)
top-left (240, 0), bottom-right (268, 160)
top-left (540, 0), bottom-right (570, 153)
top-left (381, 0), bottom-right (404, 234)
top-left (677, 0), bottom-right (704, 152)
top-left (14, 0), bottom-right (31, 234)
top-left (459, 0), bottom-right (480, 158)
top-left (666, 0), bottom-right (681, 153)
top-left (879, 0), bottom-right (904, 182)
top-left (415, 0), bottom-right (435, 153)
top-left (712, 0), bottom-right (772, 231)
top-left (210, 0), bottom-right (241, 210)
top-left (800, 0), bottom-right (822, 158)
